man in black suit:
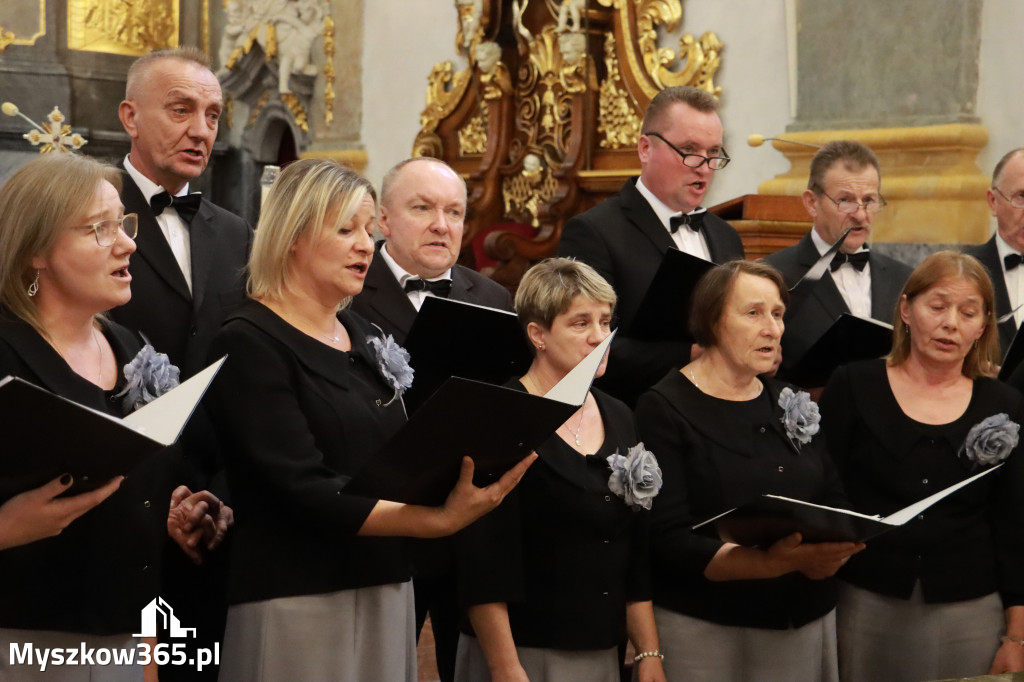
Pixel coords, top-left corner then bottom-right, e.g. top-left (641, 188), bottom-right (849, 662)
top-left (350, 156), bottom-right (511, 682)
top-left (965, 148), bottom-right (1024, 355)
top-left (558, 86), bottom-right (744, 406)
top-left (111, 46), bottom-right (248, 680)
top-left (764, 140), bottom-right (911, 380)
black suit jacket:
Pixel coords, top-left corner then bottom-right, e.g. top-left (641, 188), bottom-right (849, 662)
top-left (634, 371), bottom-right (846, 629)
top-left (350, 242), bottom-right (514, 345)
top-left (206, 301), bottom-right (411, 605)
top-left (110, 171), bottom-right (253, 378)
top-left (763, 231), bottom-right (912, 378)
top-left (559, 178), bottom-right (745, 406)
top-left (964, 236), bottom-right (1018, 354)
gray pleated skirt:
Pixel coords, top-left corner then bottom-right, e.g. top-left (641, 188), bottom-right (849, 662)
top-left (454, 633), bottom-right (619, 682)
top-left (0, 629), bottom-right (142, 682)
top-left (837, 581), bottom-right (1003, 682)
top-left (218, 581), bottom-right (416, 682)
top-left (652, 605), bottom-right (839, 682)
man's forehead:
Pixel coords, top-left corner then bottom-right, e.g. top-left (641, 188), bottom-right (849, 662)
top-left (395, 165), bottom-right (465, 202)
top-left (823, 162), bottom-right (879, 192)
top-left (143, 60), bottom-right (221, 101)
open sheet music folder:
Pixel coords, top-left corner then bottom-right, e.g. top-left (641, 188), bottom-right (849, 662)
top-left (999, 320), bottom-right (1024, 380)
top-left (348, 332), bottom-right (615, 506)
top-left (401, 297), bottom-right (532, 413)
top-left (787, 313), bottom-right (894, 388)
top-left (627, 248), bottom-right (714, 343)
top-left (0, 357), bottom-right (225, 501)
top-left (692, 464), bottom-right (1002, 546)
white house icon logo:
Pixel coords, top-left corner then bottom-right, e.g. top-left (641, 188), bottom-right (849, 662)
top-left (133, 597), bottom-right (197, 639)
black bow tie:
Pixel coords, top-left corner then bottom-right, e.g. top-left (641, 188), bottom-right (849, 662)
top-left (150, 191), bottom-right (202, 224)
top-left (830, 251), bottom-right (870, 272)
top-left (404, 278), bottom-right (452, 297)
top-left (669, 211), bottom-right (704, 234)
top-left (1006, 253), bottom-right (1024, 271)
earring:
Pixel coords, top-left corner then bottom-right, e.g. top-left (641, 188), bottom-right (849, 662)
top-left (904, 323), bottom-right (910, 336)
top-left (538, 343), bottom-right (545, 351)
top-left (27, 271), bottom-right (39, 297)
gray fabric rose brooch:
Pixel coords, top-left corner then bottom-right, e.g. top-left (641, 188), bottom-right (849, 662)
top-left (607, 442), bottom-right (663, 511)
top-left (115, 343), bottom-right (181, 412)
top-left (778, 387), bottom-right (820, 448)
top-left (367, 333), bottom-right (414, 406)
top-left (959, 413), bottom-right (1020, 471)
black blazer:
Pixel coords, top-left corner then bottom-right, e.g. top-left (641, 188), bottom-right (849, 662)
top-left (349, 242), bottom-right (514, 345)
top-left (110, 171), bottom-right (252, 378)
top-left (0, 315), bottom-right (169, 634)
top-left (457, 385), bottom-right (651, 650)
top-left (821, 360), bottom-right (1024, 605)
top-left (763, 231), bottom-right (912, 378)
top-left (559, 178), bottom-right (745, 406)
top-left (634, 371), bottom-right (846, 629)
top-left (964, 236), bottom-right (1018, 354)
top-left (206, 300), bottom-right (412, 605)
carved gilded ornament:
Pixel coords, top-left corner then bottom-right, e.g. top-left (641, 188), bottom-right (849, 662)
top-left (502, 153), bottom-right (559, 228)
top-left (2, 104), bottom-right (87, 153)
top-left (597, 33), bottom-right (641, 149)
top-left (323, 16), bottom-right (336, 125)
top-left (413, 61), bottom-right (472, 158)
top-left (0, 0), bottom-right (45, 52)
top-left (248, 91), bottom-right (271, 126)
top-left (67, 0), bottom-right (178, 55)
top-left (280, 92), bottom-right (308, 133)
top-left (0, 27), bottom-right (16, 52)
top-left (458, 103), bottom-right (489, 156)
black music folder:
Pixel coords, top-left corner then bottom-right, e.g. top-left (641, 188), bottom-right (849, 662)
top-left (787, 313), bottom-right (893, 388)
top-left (627, 248), bottom-right (715, 343)
top-left (0, 358), bottom-right (225, 501)
top-left (349, 332), bottom-right (614, 506)
top-left (999, 320), bottom-right (1024, 380)
top-left (401, 297), bottom-right (532, 412)
top-left (692, 465), bottom-right (1001, 546)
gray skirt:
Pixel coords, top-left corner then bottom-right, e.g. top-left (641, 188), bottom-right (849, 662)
top-left (0, 629), bottom-right (142, 682)
top-left (653, 605), bottom-right (839, 682)
top-left (454, 633), bottom-right (619, 682)
top-left (218, 581), bottom-right (416, 682)
top-left (837, 581), bottom-right (1004, 682)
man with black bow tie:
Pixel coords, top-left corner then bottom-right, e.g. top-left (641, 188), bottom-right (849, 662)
top-left (558, 86), bottom-right (744, 406)
top-left (350, 156), bottom-right (511, 682)
top-left (764, 140), bottom-right (911, 379)
top-left (110, 46), bottom-right (250, 681)
top-left (965, 148), bottom-right (1024, 354)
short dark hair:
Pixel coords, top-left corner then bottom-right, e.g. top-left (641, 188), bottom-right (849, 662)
top-left (807, 140), bottom-right (881, 192)
top-left (126, 46), bottom-right (213, 99)
top-left (689, 260), bottom-right (789, 349)
top-left (992, 148), bottom-right (1024, 188)
top-left (641, 86), bottom-right (718, 134)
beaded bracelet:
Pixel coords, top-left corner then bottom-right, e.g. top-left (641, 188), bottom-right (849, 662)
top-left (1002, 635), bottom-right (1024, 646)
top-left (634, 650), bottom-right (665, 662)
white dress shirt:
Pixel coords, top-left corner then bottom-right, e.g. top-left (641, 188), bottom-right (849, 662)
top-left (995, 232), bottom-right (1024, 328)
top-left (635, 178), bottom-right (712, 262)
top-left (124, 156), bottom-right (193, 293)
top-left (379, 243), bottom-right (453, 312)
top-left (811, 227), bottom-right (871, 319)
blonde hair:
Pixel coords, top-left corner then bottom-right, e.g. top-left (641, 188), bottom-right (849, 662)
top-left (887, 250), bottom-right (999, 379)
top-left (248, 159), bottom-right (376, 304)
top-left (0, 154), bottom-right (121, 334)
top-left (515, 258), bottom-right (616, 344)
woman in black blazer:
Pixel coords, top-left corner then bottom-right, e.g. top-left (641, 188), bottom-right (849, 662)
top-left (821, 251), bottom-right (1024, 681)
top-left (454, 258), bottom-right (665, 682)
top-left (635, 260), bottom-right (863, 682)
top-left (206, 159), bottom-right (531, 682)
top-left (0, 153), bottom-right (227, 681)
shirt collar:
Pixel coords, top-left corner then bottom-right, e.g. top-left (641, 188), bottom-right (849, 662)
top-left (124, 155), bottom-right (190, 202)
top-left (635, 177), bottom-right (705, 231)
top-left (379, 242), bottom-right (452, 287)
top-left (995, 231), bottom-right (1021, 272)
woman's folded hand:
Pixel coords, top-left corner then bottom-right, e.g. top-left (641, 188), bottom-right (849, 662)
top-left (768, 532), bottom-right (865, 580)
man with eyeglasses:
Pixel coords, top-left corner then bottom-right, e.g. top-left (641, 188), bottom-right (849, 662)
top-left (764, 140), bottom-right (911, 380)
top-left (965, 148), bottom-right (1024, 354)
top-left (558, 85), bottom-right (744, 406)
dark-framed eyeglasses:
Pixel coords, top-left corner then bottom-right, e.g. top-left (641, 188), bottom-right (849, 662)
top-left (645, 132), bottom-right (731, 170)
top-left (814, 187), bottom-right (886, 215)
top-left (993, 186), bottom-right (1024, 209)
top-left (81, 214), bottom-right (139, 246)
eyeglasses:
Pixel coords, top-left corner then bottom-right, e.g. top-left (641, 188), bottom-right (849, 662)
top-left (993, 187), bottom-right (1024, 209)
top-left (814, 188), bottom-right (886, 215)
top-left (81, 214), bottom-right (139, 246)
top-left (645, 132), bottom-right (731, 170)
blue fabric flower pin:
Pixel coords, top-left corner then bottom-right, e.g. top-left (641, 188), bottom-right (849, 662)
top-left (115, 343), bottom-right (181, 412)
top-left (367, 333), bottom-right (414, 406)
top-left (607, 442), bottom-right (662, 511)
top-left (959, 413), bottom-right (1020, 471)
top-left (778, 387), bottom-right (820, 448)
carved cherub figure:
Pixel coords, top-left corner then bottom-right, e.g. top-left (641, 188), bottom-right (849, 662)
top-left (555, 0), bottom-right (585, 33)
